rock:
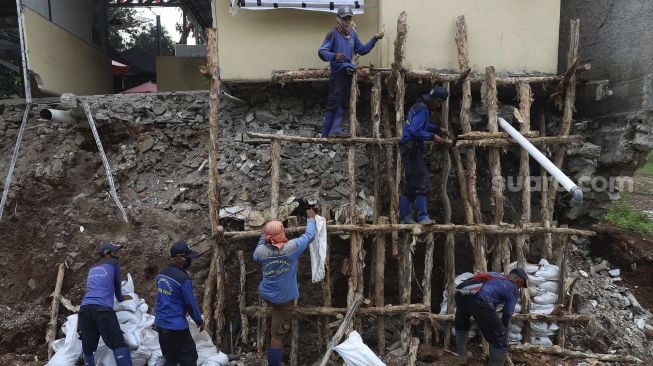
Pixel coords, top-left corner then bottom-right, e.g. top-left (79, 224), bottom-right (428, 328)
top-left (334, 185), bottom-right (349, 197)
top-left (138, 137), bottom-right (155, 153)
top-left (246, 111), bottom-right (255, 122)
top-left (579, 269), bottom-right (589, 277)
top-left (173, 202), bottom-right (202, 212)
top-left (608, 269), bottom-right (621, 277)
top-left (152, 104), bottom-right (166, 116)
top-left (255, 109), bottom-right (276, 123)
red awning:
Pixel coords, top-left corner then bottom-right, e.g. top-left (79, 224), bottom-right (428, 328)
top-left (121, 81), bottom-right (157, 94)
top-left (112, 60), bottom-right (129, 76)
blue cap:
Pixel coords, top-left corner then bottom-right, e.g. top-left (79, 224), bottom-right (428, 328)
top-left (510, 268), bottom-right (528, 286)
top-left (337, 6), bottom-right (353, 18)
top-left (170, 241), bottom-right (201, 259)
top-left (98, 242), bottom-right (122, 256)
top-left (422, 86), bottom-right (449, 102)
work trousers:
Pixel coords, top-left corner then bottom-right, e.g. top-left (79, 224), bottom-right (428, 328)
top-left (454, 292), bottom-right (509, 353)
top-left (78, 304), bottom-right (127, 354)
top-left (325, 71), bottom-right (353, 113)
top-left (157, 327), bottom-right (198, 366)
top-left (400, 141), bottom-right (428, 197)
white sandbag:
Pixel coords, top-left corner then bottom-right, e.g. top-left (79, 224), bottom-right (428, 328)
top-left (131, 347), bottom-right (150, 366)
top-left (148, 349), bottom-right (165, 366)
top-left (514, 303), bottom-right (522, 313)
top-left (333, 331), bottom-right (386, 366)
top-left (530, 303), bottom-right (555, 311)
top-left (189, 320), bottom-right (229, 366)
top-left (527, 275), bottom-right (546, 287)
top-left (530, 306), bottom-right (555, 315)
top-left (535, 264), bottom-right (560, 280)
top-left (309, 214), bottom-right (328, 283)
top-left (509, 332), bottom-right (522, 343)
top-left (94, 345), bottom-right (116, 366)
top-left (122, 325), bottom-right (142, 350)
top-left (122, 273), bottom-right (135, 294)
top-left (539, 281), bottom-right (559, 293)
top-left (530, 321), bottom-right (557, 337)
top-left (531, 336), bottom-right (553, 346)
top-left (538, 259), bottom-right (550, 266)
top-left (533, 291), bottom-right (558, 305)
top-left (454, 272), bottom-right (474, 286)
top-left (509, 261), bottom-right (539, 274)
top-left (46, 314), bottom-right (82, 366)
top-left (115, 293), bottom-right (143, 313)
top-left (510, 324), bottom-right (522, 334)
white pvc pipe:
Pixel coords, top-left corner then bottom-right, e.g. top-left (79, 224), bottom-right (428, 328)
top-left (499, 117), bottom-right (583, 206)
top-left (39, 109), bottom-right (73, 123)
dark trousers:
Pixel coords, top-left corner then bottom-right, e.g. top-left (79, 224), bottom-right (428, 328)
top-left (454, 293), bottom-right (508, 353)
top-left (78, 304), bottom-right (127, 354)
top-left (401, 142), bottom-right (427, 197)
top-left (157, 327), bottom-right (198, 366)
top-left (325, 71), bottom-right (353, 113)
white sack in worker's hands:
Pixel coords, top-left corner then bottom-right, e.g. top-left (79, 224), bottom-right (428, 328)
top-left (46, 314), bottom-right (82, 366)
top-left (309, 215), bottom-right (328, 283)
top-left (333, 330), bottom-right (386, 366)
top-left (189, 320), bottom-right (229, 366)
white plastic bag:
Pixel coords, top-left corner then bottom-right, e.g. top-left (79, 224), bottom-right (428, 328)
top-left (333, 331), bottom-right (386, 366)
top-left (309, 215), bottom-right (328, 283)
top-left (535, 264), bottom-right (560, 280)
top-left (533, 291), bottom-right (558, 305)
top-left (46, 314), bottom-right (82, 366)
top-left (539, 281), bottom-right (559, 293)
top-left (531, 336), bottom-right (553, 346)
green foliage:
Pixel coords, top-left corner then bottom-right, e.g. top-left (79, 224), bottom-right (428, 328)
top-left (108, 7), bottom-right (175, 55)
top-left (0, 68), bottom-right (21, 98)
top-left (638, 151), bottom-right (653, 175)
top-left (602, 198), bottom-right (653, 235)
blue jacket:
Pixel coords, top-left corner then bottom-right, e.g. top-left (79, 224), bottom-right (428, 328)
top-left (253, 219), bottom-right (316, 304)
top-left (318, 28), bottom-right (377, 74)
top-left (473, 272), bottom-right (519, 328)
top-left (154, 264), bottom-right (203, 331)
top-left (400, 99), bottom-right (440, 147)
top-left (81, 257), bottom-right (124, 308)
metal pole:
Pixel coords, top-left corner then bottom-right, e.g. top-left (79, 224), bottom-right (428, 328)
top-left (15, 0), bottom-right (31, 102)
top-left (156, 15), bottom-right (161, 56)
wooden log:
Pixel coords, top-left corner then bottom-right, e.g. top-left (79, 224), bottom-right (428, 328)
top-left (539, 112), bottom-right (553, 260)
top-left (244, 303), bottom-right (429, 317)
top-left (206, 27), bottom-right (226, 346)
top-left (375, 217), bottom-right (388, 355)
top-left (202, 250), bottom-right (218, 337)
top-left (405, 312), bottom-right (592, 323)
top-left (389, 11), bottom-right (408, 98)
top-left (372, 74), bottom-right (382, 223)
top-left (556, 227), bottom-right (570, 348)
top-left (318, 294), bottom-right (364, 366)
top-left (510, 344), bottom-right (643, 364)
top-left (456, 15), bottom-right (487, 273)
top-left (393, 13), bottom-right (408, 250)
top-left (406, 70), bottom-right (563, 85)
top-left (246, 132), bottom-right (449, 146)
top-left (422, 233), bottom-right (435, 345)
top-left (256, 297), bottom-right (267, 360)
top-left (287, 218), bottom-right (300, 365)
top-left (269, 139), bottom-right (281, 218)
top-left (237, 250), bottom-right (249, 345)
top-left (455, 135), bottom-right (583, 148)
top-left (382, 104), bottom-right (400, 257)
top-left (458, 131), bottom-right (539, 140)
top-left (319, 204), bottom-right (333, 350)
top-left (400, 234), bottom-right (414, 350)
top-left (46, 263), bottom-right (65, 359)
top-left (408, 337), bottom-right (420, 366)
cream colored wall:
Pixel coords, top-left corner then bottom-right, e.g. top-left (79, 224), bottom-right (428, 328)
top-left (214, 0), bottom-right (381, 80)
top-left (157, 57), bottom-right (209, 92)
top-left (22, 8), bottom-right (112, 95)
top-left (380, 0), bottom-right (560, 74)
top-left (214, 0), bottom-right (560, 80)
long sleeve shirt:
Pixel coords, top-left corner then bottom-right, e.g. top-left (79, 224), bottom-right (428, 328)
top-left (253, 219), bottom-right (317, 304)
top-left (81, 257), bottom-right (124, 308)
top-left (400, 99), bottom-right (440, 147)
top-left (154, 264), bottom-right (203, 330)
top-left (473, 272), bottom-right (519, 328)
top-left (318, 28), bottom-right (378, 74)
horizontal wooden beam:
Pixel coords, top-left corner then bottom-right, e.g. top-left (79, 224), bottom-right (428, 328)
top-left (511, 344), bottom-right (643, 364)
top-left (405, 312), bottom-right (593, 323)
top-left (245, 132), bottom-right (452, 145)
top-left (456, 135), bottom-right (584, 148)
top-left (242, 303), bottom-right (429, 317)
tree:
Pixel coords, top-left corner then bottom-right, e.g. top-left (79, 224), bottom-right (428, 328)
top-left (0, 68), bottom-right (20, 98)
top-left (108, 6), bottom-right (175, 55)
top-left (132, 24), bottom-right (175, 56)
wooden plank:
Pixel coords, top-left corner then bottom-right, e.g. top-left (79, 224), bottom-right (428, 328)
top-left (269, 139), bottom-right (281, 218)
top-left (318, 294), bottom-right (364, 366)
top-left (383, 104), bottom-right (400, 257)
top-left (201, 251), bottom-right (217, 336)
top-left (237, 251), bottom-right (249, 345)
top-left (46, 263), bottom-right (65, 359)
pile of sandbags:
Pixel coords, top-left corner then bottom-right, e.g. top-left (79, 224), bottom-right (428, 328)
top-left (47, 274), bottom-right (228, 366)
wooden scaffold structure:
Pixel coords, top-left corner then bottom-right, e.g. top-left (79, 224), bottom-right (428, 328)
top-left (200, 13), bottom-right (644, 365)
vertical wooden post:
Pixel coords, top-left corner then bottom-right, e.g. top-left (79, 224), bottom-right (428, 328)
top-left (556, 226), bottom-right (570, 348)
top-left (319, 204), bottom-right (333, 350)
top-left (440, 82), bottom-right (456, 349)
top-left (540, 112), bottom-right (552, 260)
top-left (270, 139), bottom-right (281, 218)
top-left (422, 233), bottom-right (435, 344)
top-left (400, 234), bottom-right (414, 351)
top-left (383, 104), bottom-right (399, 257)
top-left (202, 252), bottom-right (218, 336)
top-left (375, 217), bottom-right (388, 355)
top-left (455, 16), bottom-right (487, 272)
top-left (286, 216), bottom-right (300, 365)
top-left (206, 27), bottom-right (226, 347)
top-left (46, 263), bottom-right (65, 359)
top-left (237, 250), bottom-right (249, 345)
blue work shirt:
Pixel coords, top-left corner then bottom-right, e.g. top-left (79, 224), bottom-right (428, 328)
top-left (473, 272), bottom-right (519, 327)
top-left (81, 257), bottom-right (124, 308)
top-left (318, 28), bottom-right (378, 74)
top-left (253, 219), bottom-right (317, 304)
top-left (154, 264), bottom-right (203, 331)
top-left (400, 99), bottom-right (440, 147)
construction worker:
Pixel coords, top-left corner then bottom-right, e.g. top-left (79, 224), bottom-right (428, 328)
top-left (318, 6), bottom-right (384, 137)
top-left (253, 208), bottom-right (317, 366)
top-left (399, 86), bottom-right (450, 224)
top-left (79, 242), bottom-right (133, 366)
top-left (154, 241), bottom-right (204, 366)
top-left (453, 268), bottom-right (529, 366)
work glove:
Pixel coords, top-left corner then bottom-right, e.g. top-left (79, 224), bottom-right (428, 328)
top-left (335, 53), bottom-right (346, 61)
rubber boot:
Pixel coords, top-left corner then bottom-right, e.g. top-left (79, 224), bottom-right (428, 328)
top-left (321, 110), bottom-right (336, 138)
top-left (486, 347), bottom-right (507, 366)
top-left (416, 195), bottom-right (435, 224)
top-left (112, 346), bottom-right (133, 366)
top-left (455, 330), bottom-right (470, 364)
top-left (83, 353), bottom-right (95, 366)
top-left (267, 347), bottom-right (283, 366)
top-left (328, 106), bottom-right (351, 138)
top-left (399, 195), bottom-right (416, 224)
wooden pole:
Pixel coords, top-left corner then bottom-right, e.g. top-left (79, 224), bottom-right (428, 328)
top-left (383, 104), bottom-right (400, 257)
top-left (318, 294), bottom-right (364, 366)
top-left (393, 13), bottom-right (408, 255)
top-left (319, 204), bottom-right (333, 351)
top-left (202, 251), bottom-right (218, 337)
top-left (510, 344), bottom-right (643, 364)
top-left (556, 227), bottom-right (570, 348)
top-left (206, 27), bottom-right (226, 347)
top-left (400, 234), bottom-right (414, 351)
top-left (375, 217), bottom-right (388, 355)
top-left (456, 16), bottom-right (487, 273)
top-left (46, 263), bottom-right (65, 359)
top-left (237, 250), bottom-right (249, 345)
top-left (285, 217), bottom-right (300, 365)
top-left (422, 233), bottom-right (435, 344)
top-left (539, 111), bottom-right (553, 260)
top-left (454, 135), bottom-right (582, 147)
top-left (269, 139), bottom-right (281, 218)
top-left (407, 337), bottom-right (420, 366)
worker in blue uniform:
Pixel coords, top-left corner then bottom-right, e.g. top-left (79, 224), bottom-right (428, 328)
top-left (79, 242), bottom-right (133, 366)
top-left (453, 268), bottom-right (529, 366)
top-left (253, 208), bottom-right (317, 366)
top-left (399, 86), bottom-right (450, 224)
top-left (318, 6), bottom-right (384, 137)
top-left (154, 241), bottom-right (204, 366)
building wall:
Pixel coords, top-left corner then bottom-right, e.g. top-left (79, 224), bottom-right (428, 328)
top-left (157, 57), bottom-right (209, 92)
top-left (213, 0), bottom-right (560, 80)
top-left (22, 8), bottom-right (112, 95)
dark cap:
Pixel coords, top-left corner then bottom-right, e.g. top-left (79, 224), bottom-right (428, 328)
top-left (422, 86), bottom-right (449, 102)
top-left (337, 6), bottom-right (354, 18)
top-left (98, 242), bottom-right (122, 256)
top-left (510, 268), bottom-right (528, 286)
top-left (170, 241), bottom-right (201, 259)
